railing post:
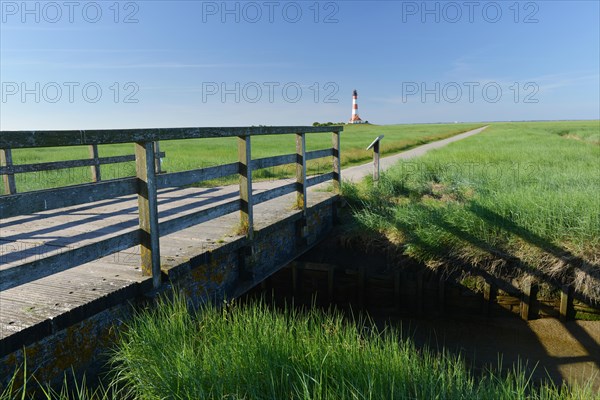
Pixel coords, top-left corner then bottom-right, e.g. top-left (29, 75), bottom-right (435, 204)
top-left (238, 135), bottom-right (254, 239)
top-left (332, 131), bottom-right (341, 192)
top-left (153, 141), bottom-right (163, 174)
top-left (88, 144), bottom-right (101, 182)
top-left (135, 141), bottom-right (161, 289)
top-left (296, 133), bottom-right (307, 210)
top-left (296, 132), bottom-right (308, 240)
top-left (0, 148), bottom-right (17, 195)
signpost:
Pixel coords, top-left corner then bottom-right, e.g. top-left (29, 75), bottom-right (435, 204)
top-left (366, 135), bottom-right (384, 182)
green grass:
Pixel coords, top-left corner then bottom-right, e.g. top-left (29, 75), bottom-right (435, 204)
top-left (107, 293), bottom-right (599, 399)
top-left (1, 123), bottom-right (482, 193)
top-left (343, 120), bottom-right (600, 299)
top-left (4, 292), bottom-right (598, 399)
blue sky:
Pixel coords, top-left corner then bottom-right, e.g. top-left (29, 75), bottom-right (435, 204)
top-left (1, 0), bottom-right (599, 129)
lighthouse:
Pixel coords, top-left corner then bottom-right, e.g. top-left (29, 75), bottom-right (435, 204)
top-left (349, 89), bottom-right (364, 124)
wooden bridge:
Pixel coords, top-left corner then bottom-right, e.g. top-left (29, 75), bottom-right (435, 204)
top-left (0, 126), bottom-right (342, 382)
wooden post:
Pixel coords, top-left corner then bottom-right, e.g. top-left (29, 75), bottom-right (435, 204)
top-left (373, 140), bottom-right (380, 181)
top-left (521, 280), bottom-right (538, 321)
top-left (88, 144), bottom-right (101, 182)
top-left (332, 131), bottom-right (341, 193)
top-left (296, 133), bottom-right (308, 239)
top-left (153, 141), bottom-right (163, 174)
top-left (560, 284), bottom-right (572, 322)
top-left (0, 148), bottom-right (17, 195)
top-left (135, 141), bottom-right (161, 289)
top-left (238, 135), bottom-right (254, 239)
top-left (483, 282), bottom-right (495, 317)
top-left (366, 135), bottom-right (384, 183)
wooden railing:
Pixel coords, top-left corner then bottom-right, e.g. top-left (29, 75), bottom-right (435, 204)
top-left (0, 126), bottom-right (343, 290)
top-left (0, 143), bottom-right (165, 195)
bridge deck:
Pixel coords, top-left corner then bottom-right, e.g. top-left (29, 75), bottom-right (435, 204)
top-left (0, 180), bottom-right (336, 346)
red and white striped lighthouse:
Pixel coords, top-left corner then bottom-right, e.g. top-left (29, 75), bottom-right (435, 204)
top-left (349, 89), bottom-right (364, 124)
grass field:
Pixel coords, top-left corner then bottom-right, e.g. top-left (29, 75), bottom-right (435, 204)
top-left (343, 120), bottom-right (600, 299)
top-left (5, 293), bottom-right (596, 399)
top-left (1, 123), bottom-right (483, 193)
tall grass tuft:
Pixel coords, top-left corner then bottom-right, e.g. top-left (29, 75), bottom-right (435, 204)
top-left (108, 292), bottom-right (598, 399)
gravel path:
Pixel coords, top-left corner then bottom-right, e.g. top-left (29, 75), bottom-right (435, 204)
top-left (342, 125), bottom-right (489, 182)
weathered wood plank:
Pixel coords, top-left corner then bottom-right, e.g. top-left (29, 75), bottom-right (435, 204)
top-left (332, 131), bottom-right (341, 192)
top-left (135, 141), bottom-right (161, 288)
top-left (296, 133), bottom-right (307, 212)
top-left (0, 149), bottom-right (17, 195)
top-left (156, 163), bottom-right (238, 189)
top-left (252, 154), bottom-right (295, 171)
top-left (0, 230), bottom-right (139, 292)
top-left (1, 126), bottom-right (344, 148)
top-left (0, 153), bottom-right (165, 175)
top-left (307, 172), bottom-right (334, 187)
top-left (159, 199), bottom-right (240, 236)
top-left (0, 178), bottom-right (138, 219)
top-left (254, 182), bottom-right (297, 205)
top-left (238, 136), bottom-right (254, 239)
top-left (306, 148), bottom-right (333, 161)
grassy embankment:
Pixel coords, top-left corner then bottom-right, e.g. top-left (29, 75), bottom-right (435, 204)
top-left (1, 123), bottom-right (483, 193)
top-left (3, 294), bottom-right (597, 399)
top-left (343, 121), bottom-right (600, 300)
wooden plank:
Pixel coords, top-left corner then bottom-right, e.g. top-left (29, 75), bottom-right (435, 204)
top-left (0, 126), bottom-right (344, 149)
top-left (135, 141), bottom-right (161, 288)
top-left (0, 177), bottom-right (138, 219)
top-left (307, 172), bottom-right (334, 188)
top-left (252, 154), bottom-right (295, 170)
top-left (89, 144), bottom-right (101, 182)
top-left (156, 163), bottom-right (238, 189)
top-left (159, 199), bottom-right (240, 236)
top-left (0, 154), bottom-right (164, 175)
top-left (0, 178), bottom-right (138, 219)
top-left (238, 136), bottom-right (254, 239)
top-left (0, 148), bottom-right (17, 195)
top-left (332, 131), bottom-right (341, 192)
top-left (306, 148), bottom-right (333, 161)
top-left (0, 230), bottom-right (139, 292)
top-left (254, 182), bottom-right (296, 205)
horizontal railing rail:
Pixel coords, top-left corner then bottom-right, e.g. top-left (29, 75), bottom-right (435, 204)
top-left (0, 126), bottom-right (337, 148)
top-left (0, 126), bottom-right (343, 291)
top-left (0, 142), bottom-right (165, 195)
